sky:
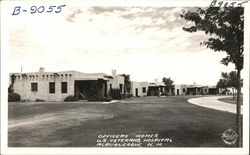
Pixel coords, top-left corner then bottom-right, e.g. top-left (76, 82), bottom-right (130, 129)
top-left (8, 5), bottom-right (236, 85)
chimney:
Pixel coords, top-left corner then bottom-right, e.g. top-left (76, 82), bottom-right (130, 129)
top-left (39, 67), bottom-right (45, 73)
top-left (112, 69), bottom-right (116, 76)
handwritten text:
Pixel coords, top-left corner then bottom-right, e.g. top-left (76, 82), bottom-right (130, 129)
top-left (210, 0), bottom-right (248, 7)
top-left (12, 5), bottom-right (66, 16)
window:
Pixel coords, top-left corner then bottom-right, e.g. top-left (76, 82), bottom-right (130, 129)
top-left (31, 83), bottom-right (38, 92)
top-left (204, 89), bottom-right (207, 93)
top-left (49, 82), bottom-right (55, 93)
top-left (110, 84), bottom-right (112, 89)
top-left (142, 87), bottom-right (146, 93)
top-left (183, 88), bottom-right (185, 93)
top-left (61, 82), bottom-right (67, 93)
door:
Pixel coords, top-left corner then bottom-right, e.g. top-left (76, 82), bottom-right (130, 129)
top-left (135, 88), bottom-right (138, 97)
top-left (177, 89), bottom-right (179, 95)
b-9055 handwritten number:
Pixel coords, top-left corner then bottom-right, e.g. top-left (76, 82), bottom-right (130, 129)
top-left (12, 5), bottom-right (66, 16)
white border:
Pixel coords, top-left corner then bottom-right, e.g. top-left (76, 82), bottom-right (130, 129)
top-left (1, 0), bottom-right (249, 155)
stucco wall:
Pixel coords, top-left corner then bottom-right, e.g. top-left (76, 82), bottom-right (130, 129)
top-left (201, 86), bottom-right (209, 95)
top-left (107, 70), bottom-right (125, 94)
top-left (174, 84), bottom-right (187, 95)
top-left (10, 69), bottom-right (126, 101)
top-left (131, 82), bottom-right (149, 97)
top-left (11, 71), bottom-right (75, 101)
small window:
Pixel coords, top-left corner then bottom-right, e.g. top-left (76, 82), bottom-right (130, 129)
top-left (142, 87), bottom-right (146, 93)
top-left (49, 82), bottom-right (55, 94)
top-left (31, 83), bottom-right (38, 92)
top-left (183, 88), bottom-right (185, 93)
top-left (61, 82), bottom-right (67, 93)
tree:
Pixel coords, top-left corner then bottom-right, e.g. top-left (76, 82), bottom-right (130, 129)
top-left (162, 77), bottom-right (174, 96)
top-left (8, 74), bottom-right (16, 93)
top-left (226, 71), bottom-right (238, 99)
top-left (121, 74), bottom-right (131, 98)
top-left (216, 78), bottom-right (228, 94)
top-left (217, 71), bottom-right (239, 99)
top-left (181, 7), bottom-right (244, 146)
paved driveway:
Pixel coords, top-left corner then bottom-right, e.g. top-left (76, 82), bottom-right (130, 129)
top-left (188, 96), bottom-right (243, 114)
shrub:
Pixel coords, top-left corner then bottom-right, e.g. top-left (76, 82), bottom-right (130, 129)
top-left (109, 88), bottom-right (122, 100)
top-left (21, 99), bottom-right (31, 102)
top-left (126, 94), bottom-right (133, 98)
top-left (88, 95), bottom-right (98, 102)
top-left (64, 95), bottom-right (78, 102)
top-left (8, 86), bottom-right (13, 93)
top-left (35, 99), bottom-right (45, 102)
top-left (8, 92), bottom-right (21, 102)
top-left (99, 97), bottom-right (112, 102)
top-left (88, 96), bottom-right (112, 102)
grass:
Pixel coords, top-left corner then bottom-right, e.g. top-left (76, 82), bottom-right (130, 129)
top-left (8, 96), bottom-right (239, 147)
top-left (218, 95), bottom-right (243, 105)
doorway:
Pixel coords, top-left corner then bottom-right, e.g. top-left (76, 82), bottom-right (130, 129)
top-left (135, 88), bottom-right (138, 97)
top-left (75, 80), bottom-right (107, 100)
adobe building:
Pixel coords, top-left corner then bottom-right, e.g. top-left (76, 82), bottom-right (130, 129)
top-left (131, 82), bottom-right (149, 97)
top-left (174, 83), bottom-right (217, 95)
top-left (9, 68), bottom-right (124, 101)
top-left (147, 83), bottom-right (166, 96)
top-left (218, 87), bottom-right (235, 95)
top-left (174, 84), bottom-right (188, 95)
top-left (208, 86), bottom-right (217, 94)
top-left (131, 79), bottom-right (169, 97)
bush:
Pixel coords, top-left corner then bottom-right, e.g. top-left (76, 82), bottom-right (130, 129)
top-left (8, 92), bottom-right (21, 102)
top-left (99, 97), bottom-right (112, 102)
top-left (88, 95), bottom-right (98, 102)
top-left (109, 88), bottom-right (122, 100)
top-left (88, 96), bottom-right (112, 102)
top-left (126, 94), bottom-right (133, 98)
top-left (35, 99), bottom-right (45, 102)
top-left (64, 95), bottom-right (79, 102)
top-left (21, 99), bottom-right (31, 102)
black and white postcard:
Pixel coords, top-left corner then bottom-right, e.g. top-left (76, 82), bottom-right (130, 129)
top-left (1, 0), bottom-right (249, 154)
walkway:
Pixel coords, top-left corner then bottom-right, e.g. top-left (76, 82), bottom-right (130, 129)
top-left (188, 96), bottom-right (243, 114)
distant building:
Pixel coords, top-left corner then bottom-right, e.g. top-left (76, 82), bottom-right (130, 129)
top-left (218, 87), bottom-right (235, 95)
top-left (9, 68), bottom-right (124, 101)
top-left (174, 83), bottom-right (217, 95)
top-left (208, 86), bottom-right (217, 94)
top-left (174, 84), bottom-right (187, 95)
top-left (131, 79), bottom-right (171, 97)
top-left (148, 79), bottom-right (169, 96)
top-left (131, 82), bottom-right (148, 97)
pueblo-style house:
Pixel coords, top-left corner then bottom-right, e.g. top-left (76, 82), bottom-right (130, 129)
top-left (9, 68), bottom-right (124, 101)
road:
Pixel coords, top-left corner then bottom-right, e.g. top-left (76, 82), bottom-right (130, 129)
top-left (188, 96), bottom-right (243, 114)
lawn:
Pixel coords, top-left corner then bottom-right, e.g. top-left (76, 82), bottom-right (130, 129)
top-left (218, 95), bottom-right (243, 105)
top-left (8, 96), bottom-right (238, 147)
